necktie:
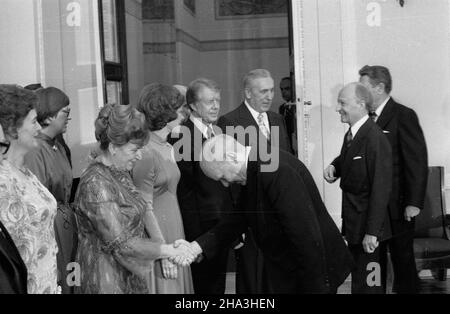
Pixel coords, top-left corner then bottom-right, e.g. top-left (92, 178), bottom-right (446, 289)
top-left (345, 129), bottom-right (353, 149)
top-left (369, 111), bottom-right (378, 122)
top-left (206, 125), bottom-right (214, 139)
top-left (257, 113), bottom-right (270, 138)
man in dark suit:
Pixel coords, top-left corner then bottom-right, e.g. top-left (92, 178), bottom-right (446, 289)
top-left (0, 126), bottom-right (27, 294)
top-left (170, 78), bottom-right (233, 294)
top-left (217, 69), bottom-right (292, 293)
top-left (324, 82), bottom-right (393, 293)
top-left (278, 77), bottom-right (297, 154)
top-left (177, 134), bottom-right (353, 293)
top-left (359, 65), bottom-right (428, 294)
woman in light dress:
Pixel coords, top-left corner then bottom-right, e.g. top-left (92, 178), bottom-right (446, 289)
top-left (0, 85), bottom-right (59, 294)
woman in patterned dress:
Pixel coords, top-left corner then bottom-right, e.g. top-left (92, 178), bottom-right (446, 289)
top-left (74, 104), bottom-right (195, 294)
top-left (0, 85), bottom-right (59, 294)
top-left (133, 83), bottom-right (194, 294)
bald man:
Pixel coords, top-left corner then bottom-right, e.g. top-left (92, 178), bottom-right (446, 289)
top-left (180, 134), bottom-right (353, 294)
top-left (324, 83), bottom-right (393, 294)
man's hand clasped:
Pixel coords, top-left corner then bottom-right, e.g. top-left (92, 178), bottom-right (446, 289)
top-left (167, 239), bottom-right (203, 267)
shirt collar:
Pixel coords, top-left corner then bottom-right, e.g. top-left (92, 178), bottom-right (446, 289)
top-left (375, 96), bottom-right (390, 117)
top-left (190, 115), bottom-right (213, 138)
top-left (245, 101), bottom-right (267, 120)
top-left (244, 100), bottom-right (269, 127)
top-left (244, 146), bottom-right (252, 170)
top-left (351, 115), bottom-right (369, 137)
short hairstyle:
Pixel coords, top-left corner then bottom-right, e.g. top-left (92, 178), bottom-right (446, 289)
top-left (186, 78), bottom-right (220, 109)
top-left (353, 83), bottom-right (373, 110)
top-left (35, 87), bottom-right (70, 126)
top-left (95, 104), bottom-right (148, 151)
top-left (137, 83), bottom-right (184, 131)
top-left (0, 85), bottom-right (37, 139)
top-left (359, 65), bottom-right (393, 94)
top-left (280, 77), bottom-right (291, 83)
top-left (243, 69), bottom-right (272, 89)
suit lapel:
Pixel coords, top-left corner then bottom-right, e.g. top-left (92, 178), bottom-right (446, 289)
top-left (376, 98), bottom-right (396, 129)
top-left (341, 119), bottom-right (373, 182)
top-left (238, 103), bottom-right (259, 128)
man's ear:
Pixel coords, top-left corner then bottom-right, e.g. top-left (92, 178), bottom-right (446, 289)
top-left (244, 88), bottom-right (252, 100)
top-left (189, 103), bottom-right (197, 113)
top-left (375, 83), bottom-right (385, 95)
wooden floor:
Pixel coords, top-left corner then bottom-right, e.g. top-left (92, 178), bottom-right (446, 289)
top-left (224, 272), bottom-right (450, 294)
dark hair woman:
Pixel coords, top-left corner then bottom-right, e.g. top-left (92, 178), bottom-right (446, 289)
top-left (23, 86), bottom-right (76, 294)
top-left (134, 83), bottom-right (194, 294)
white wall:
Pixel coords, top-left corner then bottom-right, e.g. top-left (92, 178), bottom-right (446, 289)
top-left (143, 0), bottom-right (291, 114)
top-left (0, 0), bottom-right (41, 85)
top-left (126, 0), bottom-right (145, 106)
top-left (299, 0), bottom-right (450, 226)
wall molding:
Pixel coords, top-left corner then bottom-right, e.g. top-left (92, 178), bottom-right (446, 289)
top-left (144, 28), bottom-right (288, 54)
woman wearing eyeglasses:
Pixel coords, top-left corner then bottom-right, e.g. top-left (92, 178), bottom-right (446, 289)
top-left (0, 85), bottom-right (59, 294)
top-left (23, 87), bottom-right (77, 294)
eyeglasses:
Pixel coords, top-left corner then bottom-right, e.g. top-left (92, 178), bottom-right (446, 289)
top-left (0, 142), bottom-right (10, 155)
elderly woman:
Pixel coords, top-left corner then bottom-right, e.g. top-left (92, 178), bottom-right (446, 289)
top-left (74, 104), bottom-right (194, 294)
top-left (133, 83), bottom-right (194, 294)
top-left (0, 85), bottom-right (59, 294)
top-left (0, 123), bottom-right (28, 294)
top-left (23, 87), bottom-right (77, 294)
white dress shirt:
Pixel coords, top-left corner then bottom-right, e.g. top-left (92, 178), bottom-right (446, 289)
top-left (373, 96), bottom-right (391, 121)
top-left (245, 101), bottom-right (270, 135)
top-left (190, 115), bottom-right (215, 139)
top-left (351, 115), bottom-right (369, 138)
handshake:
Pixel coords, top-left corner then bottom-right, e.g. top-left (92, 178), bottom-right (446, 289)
top-left (165, 239), bottom-right (203, 267)
top-left (159, 240), bottom-right (203, 280)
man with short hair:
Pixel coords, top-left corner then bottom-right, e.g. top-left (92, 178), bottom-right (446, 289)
top-left (171, 78), bottom-right (233, 294)
top-left (217, 69), bottom-right (292, 293)
top-left (324, 82), bottom-right (393, 293)
top-left (359, 65), bottom-right (428, 294)
top-left (278, 77), bottom-right (297, 153)
top-left (177, 134), bottom-right (353, 294)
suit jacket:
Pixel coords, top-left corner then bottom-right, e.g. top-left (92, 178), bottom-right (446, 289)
top-left (218, 102), bottom-right (292, 154)
top-left (0, 220), bottom-right (27, 294)
top-left (332, 119), bottom-right (393, 245)
top-left (375, 98), bottom-right (428, 222)
top-left (170, 119), bottom-right (234, 241)
top-left (197, 149), bottom-right (354, 293)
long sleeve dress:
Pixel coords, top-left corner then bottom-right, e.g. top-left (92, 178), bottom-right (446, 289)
top-left (133, 132), bottom-right (194, 294)
top-left (74, 161), bottom-right (165, 294)
top-left (0, 160), bottom-right (59, 294)
top-left (23, 133), bottom-right (77, 294)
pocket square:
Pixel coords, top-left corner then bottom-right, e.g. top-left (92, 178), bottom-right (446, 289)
top-left (353, 156), bottom-right (362, 160)
top-left (383, 130), bottom-right (390, 134)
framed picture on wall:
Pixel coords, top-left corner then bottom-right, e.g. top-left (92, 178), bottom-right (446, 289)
top-left (142, 0), bottom-right (174, 20)
top-left (215, 0), bottom-right (287, 20)
top-left (184, 0), bottom-right (196, 16)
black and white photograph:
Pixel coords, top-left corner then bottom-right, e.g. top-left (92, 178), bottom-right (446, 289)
top-left (0, 0), bottom-right (449, 304)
